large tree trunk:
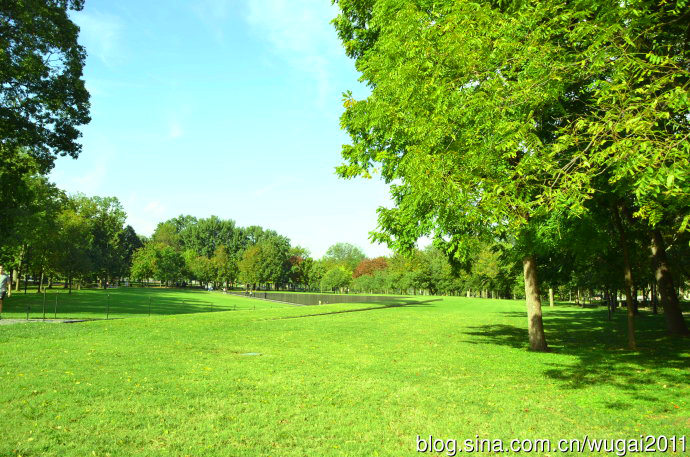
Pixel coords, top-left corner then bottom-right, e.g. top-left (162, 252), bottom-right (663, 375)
top-left (651, 229), bottom-right (689, 337)
top-left (614, 208), bottom-right (636, 350)
top-left (523, 255), bottom-right (548, 351)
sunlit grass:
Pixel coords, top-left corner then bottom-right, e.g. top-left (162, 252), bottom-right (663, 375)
top-left (1, 290), bottom-right (688, 456)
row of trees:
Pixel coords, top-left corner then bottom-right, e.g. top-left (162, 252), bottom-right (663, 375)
top-left (130, 216), bottom-right (296, 289)
top-left (0, 159), bottom-right (142, 292)
top-left (333, 0), bottom-right (690, 349)
top-left (318, 238), bottom-right (690, 309)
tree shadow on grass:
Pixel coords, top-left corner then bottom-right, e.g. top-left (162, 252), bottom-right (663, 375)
top-left (3, 288), bottom-right (237, 318)
top-left (462, 307), bottom-right (690, 403)
top-left (275, 298), bottom-right (440, 320)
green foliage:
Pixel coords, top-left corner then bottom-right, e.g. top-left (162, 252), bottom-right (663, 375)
top-left (238, 245), bottom-right (262, 286)
top-left (130, 244), bottom-right (157, 281)
top-left (183, 250), bottom-right (216, 286)
top-left (323, 242), bottom-right (366, 271)
top-left (131, 242), bottom-right (184, 285)
top-left (73, 195), bottom-right (128, 282)
top-left (238, 238), bottom-right (290, 288)
top-left (52, 207), bottom-right (92, 282)
top-left (0, 0), bottom-right (90, 172)
top-left (320, 266), bottom-right (352, 292)
top-left (333, 0), bottom-right (690, 259)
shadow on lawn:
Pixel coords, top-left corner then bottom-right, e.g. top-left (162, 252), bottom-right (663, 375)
top-left (276, 298), bottom-right (440, 320)
top-left (462, 306), bottom-right (690, 403)
top-left (3, 288), bottom-right (233, 318)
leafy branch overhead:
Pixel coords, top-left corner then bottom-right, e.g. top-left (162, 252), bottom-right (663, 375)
top-left (0, 0), bottom-right (90, 172)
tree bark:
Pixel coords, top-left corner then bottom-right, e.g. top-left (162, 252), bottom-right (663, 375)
top-left (650, 229), bottom-right (689, 336)
top-left (613, 208), bottom-right (636, 350)
top-left (549, 288), bottom-right (554, 307)
top-left (523, 255), bottom-right (548, 351)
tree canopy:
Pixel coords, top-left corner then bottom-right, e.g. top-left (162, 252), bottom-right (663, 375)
top-left (333, 0), bottom-right (690, 349)
top-left (0, 0), bottom-right (90, 172)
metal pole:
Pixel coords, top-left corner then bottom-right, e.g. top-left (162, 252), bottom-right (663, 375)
top-left (106, 293), bottom-right (110, 320)
top-left (42, 290), bottom-right (46, 320)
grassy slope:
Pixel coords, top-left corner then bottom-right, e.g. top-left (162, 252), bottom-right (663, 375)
top-left (0, 291), bottom-right (688, 457)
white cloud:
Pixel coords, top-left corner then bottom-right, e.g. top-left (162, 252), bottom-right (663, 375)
top-left (71, 10), bottom-right (125, 67)
top-left (245, 0), bottom-right (343, 106)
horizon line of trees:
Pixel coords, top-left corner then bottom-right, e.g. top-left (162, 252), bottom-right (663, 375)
top-left (1, 159), bottom-right (688, 347)
top-left (2, 169), bottom-right (688, 309)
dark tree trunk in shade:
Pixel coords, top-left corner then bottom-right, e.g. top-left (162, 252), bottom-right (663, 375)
top-left (523, 255), bottom-right (548, 352)
top-left (613, 208), bottom-right (636, 350)
top-left (651, 230), bottom-right (689, 337)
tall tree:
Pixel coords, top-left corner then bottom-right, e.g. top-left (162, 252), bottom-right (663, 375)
top-left (323, 242), bottom-right (366, 272)
top-left (118, 225), bottom-right (143, 278)
top-left (53, 207), bottom-right (92, 291)
top-left (238, 237), bottom-right (291, 289)
top-left (74, 195), bottom-right (127, 286)
top-left (0, 0), bottom-right (90, 172)
top-left (334, 0), bottom-right (690, 348)
top-left (333, 0), bottom-right (573, 350)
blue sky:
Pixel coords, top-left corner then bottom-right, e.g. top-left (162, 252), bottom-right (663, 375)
top-left (50, 0), bottom-right (394, 259)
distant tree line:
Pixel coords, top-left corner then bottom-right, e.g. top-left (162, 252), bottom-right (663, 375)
top-left (0, 156), bottom-right (142, 293)
top-left (2, 165), bottom-right (688, 312)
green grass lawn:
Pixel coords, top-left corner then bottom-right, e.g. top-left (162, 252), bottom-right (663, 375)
top-left (1, 289), bottom-right (688, 456)
top-left (1, 287), bottom-right (282, 319)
